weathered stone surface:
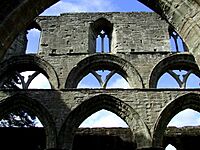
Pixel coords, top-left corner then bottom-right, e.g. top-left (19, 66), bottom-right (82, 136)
top-left (0, 89), bottom-right (199, 149)
top-left (0, 5), bottom-right (200, 150)
top-left (37, 12), bottom-right (170, 55)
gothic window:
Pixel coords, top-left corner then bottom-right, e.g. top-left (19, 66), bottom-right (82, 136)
top-left (169, 27), bottom-right (188, 52)
top-left (77, 70), bottom-right (130, 89)
top-left (89, 18), bottom-right (113, 53)
top-left (1, 71), bottom-right (51, 89)
top-left (96, 30), bottom-right (110, 53)
top-left (157, 70), bottom-right (200, 89)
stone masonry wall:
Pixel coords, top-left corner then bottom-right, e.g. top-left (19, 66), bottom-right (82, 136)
top-left (0, 11), bottom-right (199, 149)
top-left (0, 89), bottom-right (198, 135)
top-left (37, 12), bottom-right (170, 55)
top-left (3, 31), bottom-right (27, 61)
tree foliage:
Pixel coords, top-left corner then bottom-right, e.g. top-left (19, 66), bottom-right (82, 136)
top-left (0, 73), bottom-right (37, 127)
top-left (0, 110), bottom-right (37, 127)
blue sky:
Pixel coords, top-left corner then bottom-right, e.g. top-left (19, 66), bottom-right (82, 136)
top-left (41, 0), bottom-right (152, 16)
top-left (25, 1), bottom-right (200, 149)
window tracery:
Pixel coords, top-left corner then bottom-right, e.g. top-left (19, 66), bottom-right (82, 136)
top-left (78, 70), bottom-right (130, 89)
top-left (157, 70), bottom-right (200, 89)
top-left (1, 71), bottom-right (51, 89)
top-left (96, 30), bottom-right (110, 53)
top-left (89, 18), bottom-right (113, 53)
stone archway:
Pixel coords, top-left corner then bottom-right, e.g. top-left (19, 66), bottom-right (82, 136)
top-left (152, 93), bottom-right (200, 148)
top-left (0, 55), bottom-right (59, 89)
top-left (65, 53), bottom-right (144, 88)
top-left (0, 93), bottom-right (57, 149)
top-left (149, 53), bottom-right (200, 88)
top-left (58, 94), bottom-right (151, 150)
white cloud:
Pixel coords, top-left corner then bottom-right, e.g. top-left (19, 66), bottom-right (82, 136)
top-left (168, 109), bottom-right (200, 127)
top-left (80, 109), bottom-right (128, 128)
top-left (78, 72), bottom-right (130, 89)
top-left (28, 73), bottom-right (51, 89)
top-left (27, 28), bottom-right (40, 38)
top-left (107, 77), bottom-right (130, 89)
top-left (21, 71), bottom-right (51, 89)
top-left (77, 82), bottom-right (100, 88)
top-left (166, 144), bottom-right (176, 150)
top-left (41, 0), bottom-right (118, 16)
top-left (26, 29), bottom-right (41, 54)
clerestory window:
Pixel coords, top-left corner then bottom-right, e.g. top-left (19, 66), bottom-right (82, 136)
top-left (96, 30), bottom-right (110, 53)
top-left (89, 18), bottom-right (113, 53)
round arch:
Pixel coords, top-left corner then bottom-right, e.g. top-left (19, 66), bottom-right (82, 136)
top-left (152, 93), bottom-right (200, 148)
top-left (0, 93), bottom-right (57, 149)
top-left (0, 55), bottom-right (59, 89)
top-left (65, 53), bottom-right (144, 88)
top-left (149, 53), bottom-right (200, 88)
top-left (57, 94), bottom-right (151, 149)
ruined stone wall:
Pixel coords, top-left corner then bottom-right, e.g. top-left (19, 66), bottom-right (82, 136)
top-left (0, 11), bottom-right (200, 150)
top-left (37, 12), bottom-right (170, 56)
top-left (3, 31), bottom-right (27, 61)
top-left (0, 89), bottom-right (199, 149)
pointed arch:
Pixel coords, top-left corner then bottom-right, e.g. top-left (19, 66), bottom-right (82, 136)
top-left (65, 54), bottom-right (144, 88)
top-left (153, 93), bottom-right (200, 148)
top-left (0, 55), bottom-right (59, 89)
top-left (92, 17), bottom-right (113, 36)
top-left (58, 94), bottom-right (151, 149)
top-left (0, 93), bottom-right (57, 149)
top-left (89, 17), bottom-right (113, 53)
top-left (149, 53), bottom-right (200, 88)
